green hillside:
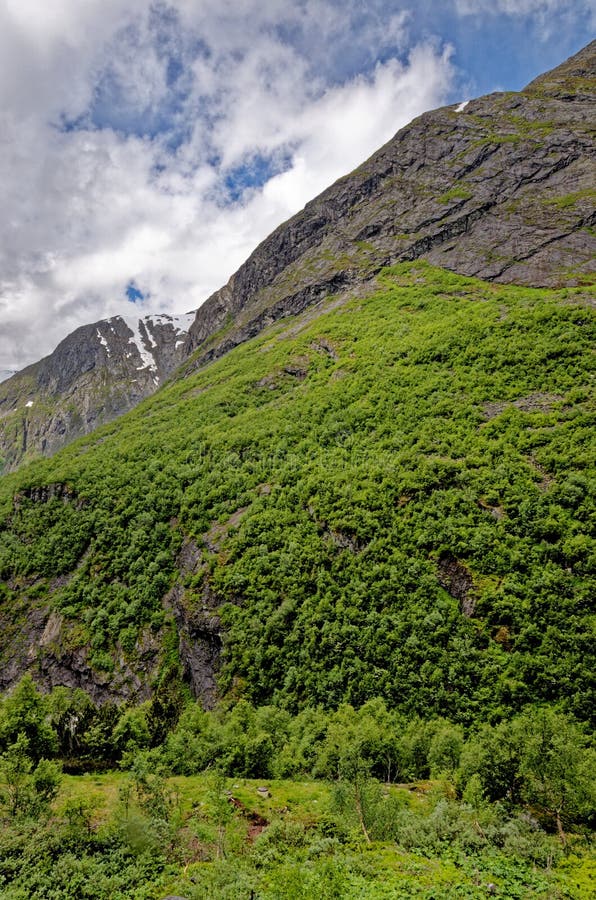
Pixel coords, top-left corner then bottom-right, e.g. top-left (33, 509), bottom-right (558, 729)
top-left (0, 767), bottom-right (593, 899)
top-left (0, 262), bottom-right (594, 725)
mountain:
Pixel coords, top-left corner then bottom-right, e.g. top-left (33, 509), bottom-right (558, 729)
top-left (0, 44), bottom-right (593, 716)
top-left (1, 42), bottom-right (594, 474)
top-left (181, 40), bottom-right (595, 371)
top-left (0, 312), bottom-right (194, 472)
top-left (0, 263), bottom-right (593, 716)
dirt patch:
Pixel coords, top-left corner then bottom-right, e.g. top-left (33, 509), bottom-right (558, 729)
top-left (477, 498), bottom-right (505, 520)
top-left (310, 337), bottom-right (339, 360)
top-left (226, 794), bottom-right (269, 843)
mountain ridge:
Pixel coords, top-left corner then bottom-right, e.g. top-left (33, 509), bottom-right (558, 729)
top-left (0, 41), bottom-right (594, 473)
top-left (181, 39), bottom-right (595, 369)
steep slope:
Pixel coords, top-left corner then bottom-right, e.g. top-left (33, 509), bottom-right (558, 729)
top-left (0, 263), bottom-right (593, 721)
top-left (182, 41), bottom-right (595, 370)
top-left (1, 43), bottom-right (594, 474)
top-left (0, 44), bottom-right (594, 717)
top-left (0, 312), bottom-right (194, 472)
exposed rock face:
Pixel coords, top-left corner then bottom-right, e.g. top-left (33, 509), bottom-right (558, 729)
top-left (166, 585), bottom-right (222, 709)
top-left (437, 557), bottom-right (477, 618)
top-left (0, 312), bottom-right (195, 472)
top-left (0, 602), bottom-right (164, 705)
top-left (163, 535), bottom-right (222, 708)
top-left (183, 41), bottom-right (595, 371)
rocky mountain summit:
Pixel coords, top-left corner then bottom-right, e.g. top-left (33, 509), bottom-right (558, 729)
top-left (1, 42), bottom-right (594, 471)
top-left (0, 312), bottom-right (194, 472)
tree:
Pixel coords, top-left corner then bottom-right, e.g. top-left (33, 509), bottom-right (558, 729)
top-left (0, 734), bottom-right (61, 818)
top-left (47, 686), bottom-right (96, 758)
top-left (0, 675), bottom-right (57, 761)
top-left (519, 709), bottom-right (594, 845)
top-left (458, 717), bottom-right (527, 804)
top-left (147, 665), bottom-right (185, 748)
top-left (428, 721), bottom-right (464, 777)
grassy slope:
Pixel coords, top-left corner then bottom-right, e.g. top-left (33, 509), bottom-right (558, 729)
top-left (0, 263), bottom-right (594, 721)
top-left (10, 772), bottom-right (587, 899)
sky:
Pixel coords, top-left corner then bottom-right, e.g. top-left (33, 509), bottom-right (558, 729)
top-left (0, 0), bottom-right (593, 374)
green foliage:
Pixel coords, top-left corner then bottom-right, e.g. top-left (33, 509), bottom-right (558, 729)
top-left (112, 703), bottom-right (150, 758)
top-left (0, 816), bottom-right (170, 898)
top-left (0, 264), bottom-right (594, 725)
top-left (47, 687), bottom-right (96, 760)
top-left (428, 722), bottom-right (464, 777)
top-left (438, 184), bottom-right (473, 203)
top-left (518, 709), bottom-right (595, 840)
top-left (147, 663), bottom-right (186, 748)
top-left (156, 694), bottom-right (595, 853)
top-left (1, 758), bottom-right (590, 899)
top-left (0, 734), bottom-right (61, 818)
top-left (458, 708), bottom-right (594, 836)
top-left (0, 676), bottom-right (58, 762)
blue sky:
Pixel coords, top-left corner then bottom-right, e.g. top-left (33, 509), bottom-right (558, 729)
top-left (0, 0), bottom-right (592, 372)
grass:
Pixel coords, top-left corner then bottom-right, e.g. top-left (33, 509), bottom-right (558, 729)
top-left (437, 185), bottom-right (473, 204)
top-left (543, 188), bottom-right (596, 210)
top-left (45, 772), bottom-right (596, 899)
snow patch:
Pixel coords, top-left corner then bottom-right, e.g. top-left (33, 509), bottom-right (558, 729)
top-left (151, 312), bottom-right (196, 333)
top-left (109, 311), bottom-right (196, 387)
top-left (144, 321), bottom-right (158, 350)
top-left (171, 312), bottom-right (196, 332)
top-left (121, 317), bottom-right (157, 373)
top-left (96, 328), bottom-right (110, 357)
top-left (455, 100), bottom-right (469, 113)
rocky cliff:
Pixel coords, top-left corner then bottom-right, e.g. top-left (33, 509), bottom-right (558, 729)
top-left (182, 41), bottom-right (595, 371)
top-left (0, 312), bottom-right (194, 472)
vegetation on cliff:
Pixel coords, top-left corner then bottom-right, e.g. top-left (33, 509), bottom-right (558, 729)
top-left (0, 262), bottom-right (593, 896)
top-left (0, 263), bottom-right (593, 724)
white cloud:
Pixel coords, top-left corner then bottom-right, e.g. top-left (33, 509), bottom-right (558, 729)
top-left (456, 0), bottom-right (579, 10)
top-left (0, 1), bottom-right (459, 371)
top-left (454, 0), bottom-right (596, 37)
top-left (1, 0), bottom-right (593, 372)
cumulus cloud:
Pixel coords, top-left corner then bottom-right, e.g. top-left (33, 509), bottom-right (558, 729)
top-left (0, 0), bottom-right (589, 371)
top-left (0, 0), bottom-right (459, 371)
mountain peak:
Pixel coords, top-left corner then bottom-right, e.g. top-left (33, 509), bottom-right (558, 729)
top-left (0, 310), bottom-right (195, 471)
